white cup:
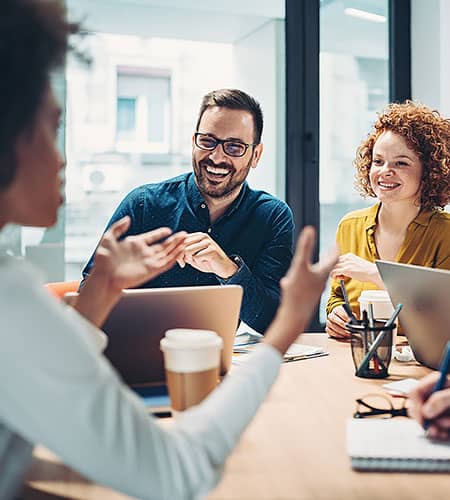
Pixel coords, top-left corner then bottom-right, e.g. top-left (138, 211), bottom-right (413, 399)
top-left (358, 290), bottom-right (397, 350)
top-left (160, 329), bottom-right (223, 416)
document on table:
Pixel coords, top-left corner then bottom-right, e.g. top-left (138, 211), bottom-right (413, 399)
top-left (282, 343), bottom-right (329, 362)
top-left (347, 419), bottom-right (450, 472)
top-left (382, 378), bottom-right (419, 395)
top-left (233, 334), bottom-right (328, 362)
top-left (233, 331), bottom-right (263, 347)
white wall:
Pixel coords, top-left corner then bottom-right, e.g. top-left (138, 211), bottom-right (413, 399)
top-left (411, 0), bottom-right (450, 116)
top-left (439, 0), bottom-right (450, 116)
top-left (411, 0), bottom-right (440, 109)
top-left (233, 20), bottom-right (285, 198)
top-left (68, 0), bottom-right (279, 44)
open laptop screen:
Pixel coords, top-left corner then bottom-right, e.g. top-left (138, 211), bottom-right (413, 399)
top-left (376, 260), bottom-right (450, 369)
top-left (65, 285), bottom-right (242, 386)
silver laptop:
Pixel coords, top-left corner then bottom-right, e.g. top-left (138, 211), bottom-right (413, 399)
top-left (65, 285), bottom-right (242, 386)
top-left (376, 261), bottom-right (450, 369)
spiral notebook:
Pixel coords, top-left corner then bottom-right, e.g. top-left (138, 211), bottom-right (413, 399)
top-left (347, 419), bottom-right (450, 472)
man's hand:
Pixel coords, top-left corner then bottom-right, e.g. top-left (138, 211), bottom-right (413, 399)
top-left (326, 305), bottom-right (351, 340)
top-left (93, 216), bottom-right (187, 291)
top-left (264, 227), bottom-right (339, 355)
top-left (177, 232), bottom-right (238, 279)
top-left (408, 372), bottom-right (450, 441)
top-left (331, 253), bottom-right (383, 287)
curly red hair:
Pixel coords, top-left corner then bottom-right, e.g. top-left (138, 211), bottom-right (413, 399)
top-left (354, 101), bottom-right (450, 210)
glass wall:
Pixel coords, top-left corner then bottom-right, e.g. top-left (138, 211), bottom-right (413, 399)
top-left (0, 73), bottom-right (67, 282)
top-left (319, 0), bottom-right (389, 320)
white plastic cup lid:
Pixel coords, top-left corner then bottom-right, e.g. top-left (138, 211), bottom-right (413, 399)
top-left (160, 329), bottom-right (222, 373)
top-left (358, 290), bottom-right (395, 323)
top-left (358, 290), bottom-right (391, 303)
top-left (160, 329), bottom-right (223, 351)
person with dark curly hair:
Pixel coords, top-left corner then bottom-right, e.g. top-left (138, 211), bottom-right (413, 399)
top-left (326, 101), bottom-right (450, 339)
top-left (0, 2), bottom-right (337, 498)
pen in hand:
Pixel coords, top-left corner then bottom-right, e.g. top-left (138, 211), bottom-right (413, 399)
top-left (423, 341), bottom-right (450, 431)
top-left (339, 279), bottom-right (358, 324)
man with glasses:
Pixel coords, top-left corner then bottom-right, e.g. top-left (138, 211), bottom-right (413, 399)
top-left (82, 89), bottom-right (294, 333)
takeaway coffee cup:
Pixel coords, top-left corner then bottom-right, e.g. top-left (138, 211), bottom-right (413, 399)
top-left (160, 329), bottom-right (223, 415)
top-left (358, 290), bottom-right (397, 349)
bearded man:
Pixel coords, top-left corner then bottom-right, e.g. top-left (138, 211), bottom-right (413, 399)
top-left (82, 89), bottom-right (294, 333)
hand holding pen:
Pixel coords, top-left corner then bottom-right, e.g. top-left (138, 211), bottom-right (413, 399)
top-left (408, 341), bottom-right (450, 441)
top-left (326, 305), bottom-right (352, 339)
top-left (325, 280), bottom-right (355, 339)
top-left (339, 279), bottom-right (358, 324)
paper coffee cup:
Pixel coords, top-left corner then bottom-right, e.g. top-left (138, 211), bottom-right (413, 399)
top-left (358, 290), bottom-right (397, 349)
top-left (160, 329), bottom-right (223, 415)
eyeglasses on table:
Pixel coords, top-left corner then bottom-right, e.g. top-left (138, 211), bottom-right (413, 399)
top-left (353, 393), bottom-right (408, 419)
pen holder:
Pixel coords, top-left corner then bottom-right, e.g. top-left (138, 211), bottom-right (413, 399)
top-left (347, 319), bottom-right (394, 379)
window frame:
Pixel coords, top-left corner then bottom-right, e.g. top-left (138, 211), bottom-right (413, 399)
top-left (285, 0), bottom-right (411, 330)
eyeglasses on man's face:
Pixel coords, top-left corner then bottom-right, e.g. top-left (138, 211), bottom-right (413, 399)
top-left (353, 393), bottom-right (408, 419)
top-left (194, 132), bottom-right (257, 158)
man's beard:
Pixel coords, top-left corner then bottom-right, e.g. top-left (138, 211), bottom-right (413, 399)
top-left (192, 156), bottom-right (252, 199)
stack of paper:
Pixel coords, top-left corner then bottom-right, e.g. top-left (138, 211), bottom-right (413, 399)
top-left (283, 343), bottom-right (328, 362)
top-left (234, 333), bottom-right (328, 362)
top-left (233, 331), bottom-right (263, 349)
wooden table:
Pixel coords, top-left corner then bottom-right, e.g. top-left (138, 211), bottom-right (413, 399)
top-left (23, 334), bottom-right (450, 500)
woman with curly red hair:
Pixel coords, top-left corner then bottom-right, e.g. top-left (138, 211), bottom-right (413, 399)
top-left (326, 101), bottom-right (450, 339)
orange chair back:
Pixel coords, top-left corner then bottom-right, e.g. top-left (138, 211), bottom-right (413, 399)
top-left (45, 280), bottom-right (80, 300)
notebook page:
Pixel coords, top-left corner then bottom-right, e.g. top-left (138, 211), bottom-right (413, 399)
top-left (347, 419), bottom-right (450, 460)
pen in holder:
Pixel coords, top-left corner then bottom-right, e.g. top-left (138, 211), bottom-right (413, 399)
top-left (347, 318), bottom-right (395, 379)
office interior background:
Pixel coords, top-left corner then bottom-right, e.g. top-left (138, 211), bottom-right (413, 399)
top-left (1, 0), bottom-right (448, 327)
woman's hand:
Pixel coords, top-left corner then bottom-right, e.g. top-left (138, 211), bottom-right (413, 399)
top-left (93, 216), bottom-right (187, 291)
top-left (326, 305), bottom-right (351, 340)
top-left (264, 227), bottom-right (338, 355)
top-left (408, 372), bottom-right (450, 441)
top-left (331, 253), bottom-right (383, 287)
top-left (76, 217), bottom-right (186, 327)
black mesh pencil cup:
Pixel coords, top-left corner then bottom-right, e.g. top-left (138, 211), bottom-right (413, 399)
top-left (347, 319), bottom-right (395, 379)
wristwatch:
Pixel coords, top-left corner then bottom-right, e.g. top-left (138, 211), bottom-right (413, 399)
top-left (221, 254), bottom-right (244, 281)
top-left (230, 254), bottom-right (244, 270)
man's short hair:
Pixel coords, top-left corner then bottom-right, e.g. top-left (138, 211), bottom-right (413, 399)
top-left (0, 0), bottom-right (78, 189)
top-left (195, 89), bottom-right (264, 144)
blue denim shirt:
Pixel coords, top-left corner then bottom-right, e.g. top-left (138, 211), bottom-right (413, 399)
top-left (82, 173), bottom-right (294, 333)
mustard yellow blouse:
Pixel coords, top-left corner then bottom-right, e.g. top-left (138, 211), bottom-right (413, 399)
top-left (326, 203), bottom-right (450, 317)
